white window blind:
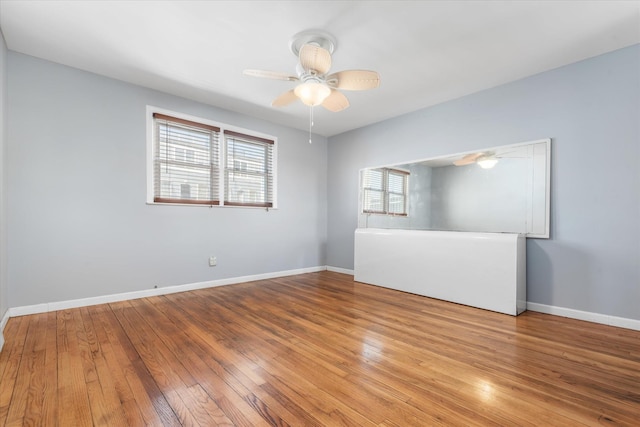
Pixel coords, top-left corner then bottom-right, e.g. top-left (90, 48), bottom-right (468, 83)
top-left (362, 168), bottom-right (386, 214)
top-left (387, 170), bottom-right (408, 214)
top-left (153, 113), bottom-right (220, 205)
top-left (224, 130), bottom-right (274, 207)
top-left (362, 168), bottom-right (408, 215)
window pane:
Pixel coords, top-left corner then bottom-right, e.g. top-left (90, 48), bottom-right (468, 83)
top-left (225, 134), bottom-right (273, 206)
top-left (388, 172), bottom-right (405, 194)
top-left (157, 163), bottom-right (212, 200)
top-left (226, 171), bottom-right (267, 204)
top-left (154, 116), bottom-right (219, 204)
top-left (363, 189), bottom-right (385, 212)
top-left (388, 194), bottom-right (406, 214)
top-left (363, 169), bottom-right (384, 190)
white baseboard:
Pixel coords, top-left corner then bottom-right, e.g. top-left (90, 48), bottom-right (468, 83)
top-left (527, 302), bottom-right (640, 331)
top-left (318, 268), bottom-right (639, 331)
top-left (6, 266), bottom-right (327, 318)
top-left (0, 309), bottom-right (10, 352)
top-left (3, 268), bottom-right (638, 336)
top-left (326, 265), bottom-right (354, 275)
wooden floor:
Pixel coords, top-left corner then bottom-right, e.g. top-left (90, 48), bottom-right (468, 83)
top-left (0, 271), bottom-right (639, 426)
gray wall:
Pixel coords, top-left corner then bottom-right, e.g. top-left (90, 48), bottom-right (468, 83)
top-left (327, 44), bottom-right (640, 320)
top-left (0, 30), bottom-right (7, 326)
top-left (7, 52), bottom-right (328, 307)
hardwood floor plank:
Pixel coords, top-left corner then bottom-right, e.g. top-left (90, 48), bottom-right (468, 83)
top-left (159, 297), bottom-right (298, 425)
top-left (0, 271), bottom-right (638, 426)
top-left (188, 384), bottom-right (235, 426)
top-left (5, 314), bottom-right (44, 426)
top-left (256, 355), bottom-right (382, 426)
top-left (86, 305), bottom-right (146, 426)
top-left (92, 305), bottom-right (180, 426)
top-left (111, 300), bottom-right (204, 426)
top-left (79, 307), bottom-right (130, 426)
top-left (56, 309), bottom-right (93, 426)
top-left (270, 275), bottom-right (635, 425)
top-left (89, 303), bottom-right (176, 426)
top-left (40, 311), bottom-right (59, 426)
top-left (20, 312), bottom-right (57, 427)
top-left (147, 292), bottom-right (291, 426)
top-left (195, 278), bottom-right (500, 424)
top-left (157, 292), bottom-right (364, 426)
top-left (0, 316), bottom-right (29, 425)
top-left (217, 282), bottom-right (501, 425)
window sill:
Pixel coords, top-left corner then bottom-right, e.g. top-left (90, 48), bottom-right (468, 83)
top-left (146, 201), bottom-right (278, 210)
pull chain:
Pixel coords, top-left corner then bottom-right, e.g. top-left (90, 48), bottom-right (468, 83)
top-left (308, 106), bottom-right (314, 144)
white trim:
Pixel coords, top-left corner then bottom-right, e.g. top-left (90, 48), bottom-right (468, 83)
top-left (326, 265), bottom-right (354, 275)
top-left (144, 201), bottom-right (279, 210)
top-left (145, 105), bottom-right (154, 204)
top-left (6, 266), bottom-right (326, 318)
top-left (8, 303), bottom-right (48, 317)
top-left (543, 138), bottom-right (551, 238)
top-left (1, 309), bottom-right (11, 329)
top-left (527, 302), bottom-right (640, 331)
top-left (0, 309), bottom-right (9, 352)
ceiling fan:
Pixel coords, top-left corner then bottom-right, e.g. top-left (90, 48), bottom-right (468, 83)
top-left (454, 149), bottom-right (529, 169)
top-left (243, 30), bottom-right (380, 112)
top-left (453, 151), bottom-right (501, 169)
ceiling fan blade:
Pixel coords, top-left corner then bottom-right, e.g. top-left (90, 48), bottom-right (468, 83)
top-left (271, 90), bottom-right (298, 107)
top-left (243, 69), bottom-right (298, 82)
top-left (453, 153), bottom-right (484, 166)
top-left (321, 89), bottom-right (349, 112)
top-left (327, 70), bottom-right (380, 90)
top-left (299, 44), bottom-right (332, 75)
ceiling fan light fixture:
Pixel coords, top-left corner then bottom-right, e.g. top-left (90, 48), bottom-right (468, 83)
top-left (294, 81), bottom-right (331, 106)
top-left (477, 157), bottom-right (498, 169)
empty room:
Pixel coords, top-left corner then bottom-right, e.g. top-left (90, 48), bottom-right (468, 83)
top-left (0, 1), bottom-right (639, 426)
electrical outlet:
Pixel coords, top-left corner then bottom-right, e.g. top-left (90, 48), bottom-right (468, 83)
top-left (209, 256), bottom-right (217, 267)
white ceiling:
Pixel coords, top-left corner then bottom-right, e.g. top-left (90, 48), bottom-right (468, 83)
top-left (1, 1), bottom-right (639, 137)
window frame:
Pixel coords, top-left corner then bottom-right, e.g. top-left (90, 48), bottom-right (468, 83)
top-left (361, 167), bottom-right (409, 216)
top-left (223, 130), bottom-right (275, 208)
top-left (147, 106), bottom-right (278, 208)
top-left (151, 112), bottom-right (221, 205)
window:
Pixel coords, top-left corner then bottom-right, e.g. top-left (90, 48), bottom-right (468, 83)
top-left (362, 168), bottom-right (408, 215)
top-left (224, 131), bottom-right (274, 207)
top-left (149, 110), bottom-right (277, 208)
top-left (153, 113), bottom-right (220, 205)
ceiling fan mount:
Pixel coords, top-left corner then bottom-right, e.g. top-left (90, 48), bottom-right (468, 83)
top-left (289, 29), bottom-right (337, 57)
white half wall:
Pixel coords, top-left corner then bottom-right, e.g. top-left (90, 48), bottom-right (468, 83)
top-left (354, 228), bottom-right (526, 316)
